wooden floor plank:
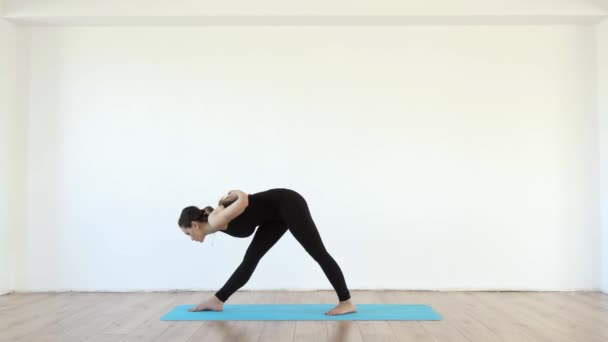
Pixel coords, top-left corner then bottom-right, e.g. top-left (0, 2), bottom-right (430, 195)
top-left (183, 290), bottom-right (281, 342)
top-left (378, 291), bottom-right (442, 342)
top-left (0, 292), bottom-right (54, 312)
top-left (352, 291), bottom-right (399, 342)
top-left (244, 290), bottom-right (297, 342)
top-left (149, 291), bottom-right (209, 342)
top-left (2, 291), bottom-right (608, 342)
top-left (473, 292), bottom-right (580, 341)
top-left (510, 292), bottom-right (608, 342)
top-left (293, 291), bottom-right (328, 342)
top-left (0, 293), bottom-right (103, 341)
top-left (317, 290), bottom-right (364, 342)
top-left (18, 292), bottom-right (124, 342)
top-left (452, 292), bottom-right (535, 341)
top-left (411, 292), bottom-right (471, 342)
top-left (116, 292), bottom-right (194, 341)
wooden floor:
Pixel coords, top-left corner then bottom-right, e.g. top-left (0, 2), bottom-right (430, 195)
top-left (1, 290), bottom-right (607, 341)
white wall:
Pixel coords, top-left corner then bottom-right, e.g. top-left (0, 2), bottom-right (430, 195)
top-left (3, 1), bottom-right (606, 26)
top-left (3, 0), bottom-right (606, 17)
top-left (17, 25), bottom-right (598, 292)
top-left (599, 19), bottom-right (608, 294)
top-left (0, 16), bottom-right (23, 295)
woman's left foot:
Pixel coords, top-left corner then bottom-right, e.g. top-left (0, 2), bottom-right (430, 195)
top-left (325, 299), bottom-right (357, 316)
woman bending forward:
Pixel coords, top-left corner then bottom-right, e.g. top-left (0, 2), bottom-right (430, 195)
top-left (178, 188), bottom-right (357, 316)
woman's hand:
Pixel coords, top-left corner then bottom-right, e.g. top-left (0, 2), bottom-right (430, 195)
top-left (218, 190), bottom-right (241, 207)
top-left (188, 296), bottom-right (224, 312)
top-left (218, 194), bottom-right (237, 207)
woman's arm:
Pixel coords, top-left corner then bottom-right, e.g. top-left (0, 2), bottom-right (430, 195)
top-left (209, 190), bottom-right (249, 228)
top-left (218, 191), bottom-right (239, 207)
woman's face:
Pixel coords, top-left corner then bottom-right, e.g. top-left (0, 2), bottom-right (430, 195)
top-left (181, 222), bottom-right (206, 243)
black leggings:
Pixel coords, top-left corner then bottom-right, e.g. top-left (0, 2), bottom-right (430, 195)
top-left (215, 191), bottom-right (351, 302)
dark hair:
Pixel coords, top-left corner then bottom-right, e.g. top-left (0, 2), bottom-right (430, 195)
top-left (178, 205), bottom-right (214, 228)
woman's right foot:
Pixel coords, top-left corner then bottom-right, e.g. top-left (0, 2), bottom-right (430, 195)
top-left (325, 299), bottom-right (357, 316)
top-left (188, 296), bottom-right (225, 312)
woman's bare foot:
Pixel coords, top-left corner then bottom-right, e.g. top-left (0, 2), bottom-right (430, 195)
top-left (188, 295), bottom-right (224, 312)
top-left (325, 299), bottom-right (357, 316)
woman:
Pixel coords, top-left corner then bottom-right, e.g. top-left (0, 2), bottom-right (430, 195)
top-left (178, 188), bottom-right (357, 316)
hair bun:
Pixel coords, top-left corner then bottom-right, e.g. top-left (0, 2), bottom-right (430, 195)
top-left (201, 206), bottom-right (214, 218)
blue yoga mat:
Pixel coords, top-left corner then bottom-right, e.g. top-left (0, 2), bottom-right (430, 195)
top-left (161, 304), bottom-right (441, 321)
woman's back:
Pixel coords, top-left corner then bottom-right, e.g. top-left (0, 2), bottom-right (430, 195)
top-left (221, 188), bottom-right (300, 237)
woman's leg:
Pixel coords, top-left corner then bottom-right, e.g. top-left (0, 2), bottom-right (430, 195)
top-left (215, 220), bottom-right (288, 303)
top-left (279, 190), bottom-right (352, 303)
